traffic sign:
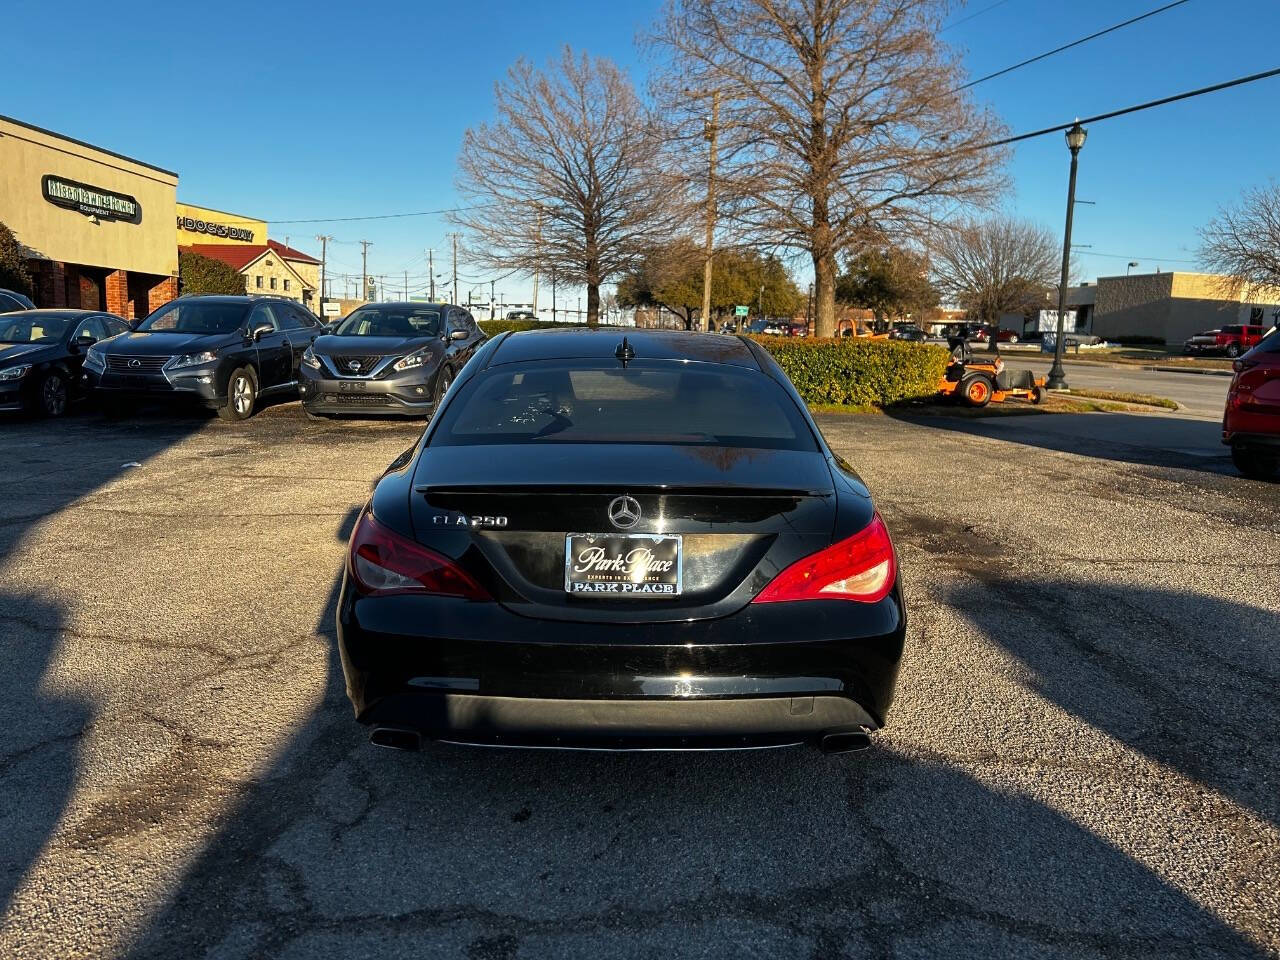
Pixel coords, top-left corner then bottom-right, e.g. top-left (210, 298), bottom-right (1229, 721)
top-left (734, 305), bottom-right (749, 317)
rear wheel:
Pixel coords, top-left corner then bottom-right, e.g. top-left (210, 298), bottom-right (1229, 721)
top-left (1030, 386), bottom-right (1044, 405)
top-left (962, 375), bottom-right (993, 408)
top-left (1225, 344), bottom-right (1241, 358)
top-left (1008, 335), bottom-right (1019, 344)
top-left (34, 370), bottom-right (69, 418)
top-left (1231, 445), bottom-right (1278, 480)
top-left (218, 367), bottom-right (258, 422)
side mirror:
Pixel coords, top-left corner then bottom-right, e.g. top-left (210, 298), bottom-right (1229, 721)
top-left (251, 323), bottom-right (273, 342)
top-left (449, 329), bottom-right (468, 341)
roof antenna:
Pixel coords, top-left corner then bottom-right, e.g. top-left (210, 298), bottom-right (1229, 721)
top-left (615, 335), bottom-right (635, 367)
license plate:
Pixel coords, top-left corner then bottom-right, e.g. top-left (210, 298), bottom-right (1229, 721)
top-left (564, 534), bottom-right (682, 597)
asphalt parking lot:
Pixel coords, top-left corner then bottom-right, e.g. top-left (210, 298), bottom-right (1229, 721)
top-left (0, 401), bottom-right (1277, 959)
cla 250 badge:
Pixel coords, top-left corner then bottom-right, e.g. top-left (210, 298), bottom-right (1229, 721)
top-left (432, 514), bottom-right (508, 528)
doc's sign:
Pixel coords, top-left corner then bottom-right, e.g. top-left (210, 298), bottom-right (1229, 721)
top-left (42, 175), bottom-right (142, 224)
top-left (176, 215), bottom-right (255, 242)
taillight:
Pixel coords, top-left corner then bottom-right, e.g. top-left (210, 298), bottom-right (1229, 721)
top-left (752, 513), bottom-right (897, 604)
top-left (348, 510), bottom-right (490, 599)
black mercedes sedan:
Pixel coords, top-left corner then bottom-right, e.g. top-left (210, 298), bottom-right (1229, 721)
top-left (299, 302), bottom-right (485, 418)
top-left (338, 329), bottom-right (905, 755)
top-left (85, 295), bottom-right (322, 420)
top-left (0, 309), bottom-right (130, 416)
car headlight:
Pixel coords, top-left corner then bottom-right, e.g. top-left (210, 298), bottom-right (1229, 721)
top-left (302, 345), bottom-right (321, 370)
top-left (0, 364), bottom-right (31, 381)
top-left (392, 349), bottom-right (430, 373)
top-left (169, 351), bottom-right (218, 370)
top-left (84, 346), bottom-right (105, 372)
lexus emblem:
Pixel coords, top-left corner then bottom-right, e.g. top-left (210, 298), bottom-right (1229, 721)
top-left (348, 360), bottom-right (362, 372)
top-left (607, 495), bottom-right (641, 530)
top-left (128, 358), bottom-right (142, 369)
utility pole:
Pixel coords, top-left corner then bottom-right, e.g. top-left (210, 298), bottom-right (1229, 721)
top-left (551, 268), bottom-right (557, 324)
top-left (451, 234), bottom-right (458, 307)
top-left (490, 279), bottom-right (495, 320)
top-left (531, 208), bottom-right (543, 315)
top-left (360, 240), bottom-right (372, 301)
top-left (428, 249), bottom-right (435, 301)
top-left (404, 269), bottom-right (409, 301)
top-left (687, 87), bottom-right (719, 334)
top-left (315, 235), bottom-right (332, 319)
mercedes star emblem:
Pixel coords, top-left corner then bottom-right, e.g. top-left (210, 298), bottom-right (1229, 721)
top-left (607, 495), bottom-right (642, 530)
top-left (128, 358), bottom-right (141, 369)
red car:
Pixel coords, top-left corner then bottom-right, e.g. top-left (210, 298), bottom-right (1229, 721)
top-left (1185, 323), bottom-right (1267, 358)
top-left (1223, 328), bottom-right (1280, 479)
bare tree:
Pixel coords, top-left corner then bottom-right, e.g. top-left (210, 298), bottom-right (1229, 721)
top-left (452, 48), bottom-right (680, 325)
top-left (930, 217), bottom-right (1060, 348)
top-left (1199, 182), bottom-right (1280, 297)
top-left (649, 0), bottom-right (1007, 337)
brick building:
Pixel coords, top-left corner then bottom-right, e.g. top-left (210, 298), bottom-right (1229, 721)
top-left (0, 114), bottom-right (179, 319)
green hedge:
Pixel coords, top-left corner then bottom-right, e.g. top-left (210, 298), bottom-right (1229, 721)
top-left (753, 336), bottom-right (949, 407)
top-left (478, 318), bottom-right (584, 336)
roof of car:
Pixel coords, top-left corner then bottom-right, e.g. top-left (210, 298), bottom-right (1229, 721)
top-left (488, 327), bottom-right (761, 369)
top-left (355, 301), bottom-right (455, 309)
top-left (3, 309), bottom-right (105, 319)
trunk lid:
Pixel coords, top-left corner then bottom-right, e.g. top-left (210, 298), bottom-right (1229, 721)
top-left (409, 443), bottom-right (837, 623)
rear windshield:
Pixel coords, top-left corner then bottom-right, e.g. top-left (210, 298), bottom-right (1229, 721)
top-left (431, 360), bottom-right (817, 450)
top-left (138, 301), bottom-right (247, 335)
top-left (335, 306), bottom-right (441, 337)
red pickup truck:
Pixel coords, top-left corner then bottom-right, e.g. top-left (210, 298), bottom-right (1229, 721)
top-left (1183, 324), bottom-right (1268, 358)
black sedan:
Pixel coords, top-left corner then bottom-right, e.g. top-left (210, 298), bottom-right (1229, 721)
top-left (299, 302), bottom-right (485, 417)
top-left (338, 329), bottom-right (905, 754)
top-left (0, 309), bottom-right (130, 416)
top-left (85, 295), bottom-right (322, 420)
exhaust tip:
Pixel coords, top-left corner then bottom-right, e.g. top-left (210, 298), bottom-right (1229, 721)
top-left (369, 727), bottom-right (422, 752)
top-left (820, 730), bottom-right (872, 754)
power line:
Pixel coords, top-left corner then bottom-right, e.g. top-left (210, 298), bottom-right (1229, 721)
top-left (1076, 250), bottom-right (1199, 264)
top-left (263, 204), bottom-right (478, 225)
top-left (985, 64), bottom-right (1280, 149)
top-left (941, 0), bottom-right (1015, 32)
top-left (959, 0), bottom-right (1193, 90)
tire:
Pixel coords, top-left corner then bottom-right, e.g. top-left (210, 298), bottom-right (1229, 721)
top-left (1231, 445), bottom-right (1278, 480)
top-left (1031, 386), bottom-right (1044, 405)
top-left (33, 370), bottom-right (69, 418)
top-left (962, 375), bottom-right (993, 408)
top-left (432, 367), bottom-right (453, 406)
top-left (1225, 344), bottom-right (1241, 358)
top-left (218, 367), bottom-right (258, 422)
top-left (1009, 335), bottom-right (1019, 344)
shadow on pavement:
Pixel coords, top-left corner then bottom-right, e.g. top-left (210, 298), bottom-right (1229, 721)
top-left (0, 411), bottom-right (202, 916)
top-left (886, 409), bottom-right (1236, 477)
top-left (947, 574), bottom-right (1280, 832)
top-left (123, 527), bottom-right (1270, 957)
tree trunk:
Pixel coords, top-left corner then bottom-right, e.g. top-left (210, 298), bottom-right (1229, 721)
top-left (586, 283), bottom-right (600, 327)
top-left (813, 251), bottom-right (838, 338)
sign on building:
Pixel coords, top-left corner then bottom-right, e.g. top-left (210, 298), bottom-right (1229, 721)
top-left (1036, 309), bottom-right (1078, 332)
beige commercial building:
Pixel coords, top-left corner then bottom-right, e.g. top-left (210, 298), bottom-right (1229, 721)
top-left (0, 114), bottom-right (178, 317)
top-left (1075, 271), bottom-right (1280, 344)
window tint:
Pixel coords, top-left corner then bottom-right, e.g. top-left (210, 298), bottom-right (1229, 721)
top-left (1222, 325), bottom-right (1242, 334)
top-left (277, 305), bottom-right (307, 330)
top-left (249, 304), bottom-right (280, 332)
top-left (73, 317), bottom-right (108, 342)
top-left (334, 306), bottom-right (442, 337)
top-left (138, 301), bottom-right (248, 334)
top-left (0, 294), bottom-right (21, 312)
top-left (432, 360), bottom-right (817, 451)
top-left (0, 315), bottom-right (74, 343)
top-left (103, 317), bottom-right (130, 337)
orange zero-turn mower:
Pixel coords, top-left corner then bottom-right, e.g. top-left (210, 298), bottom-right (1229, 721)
top-left (937, 343), bottom-right (1046, 408)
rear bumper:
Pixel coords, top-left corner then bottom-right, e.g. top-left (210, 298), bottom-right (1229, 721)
top-left (1224, 430), bottom-right (1280, 451)
top-left (362, 691), bottom-right (875, 750)
top-left (337, 573), bottom-right (905, 750)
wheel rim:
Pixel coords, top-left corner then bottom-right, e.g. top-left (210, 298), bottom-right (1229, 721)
top-left (233, 376), bottom-right (252, 414)
top-left (969, 382), bottom-right (988, 403)
top-left (43, 376), bottom-right (67, 415)
top-left (436, 374), bottom-right (451, 401)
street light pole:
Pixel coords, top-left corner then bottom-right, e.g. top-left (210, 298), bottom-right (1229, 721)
top-left (1127, 261), bottom-right (1139, 275)
top-left (1048, 121), bottom-right (1087, 391)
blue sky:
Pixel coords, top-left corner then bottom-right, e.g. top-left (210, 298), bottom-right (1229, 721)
top-left (4, 0), bottom-right (1279, 307)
